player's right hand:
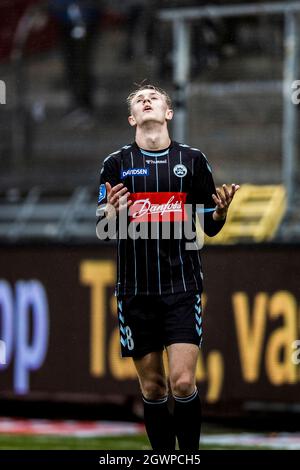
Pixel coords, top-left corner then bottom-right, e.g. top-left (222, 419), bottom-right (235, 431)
top-left (104, 182), bottom-right (132, 219)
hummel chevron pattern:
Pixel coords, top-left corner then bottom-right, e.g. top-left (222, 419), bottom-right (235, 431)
top-left (118, 301), bottom-right (127, 347)
top-left (195, 295), bottom-right (202, 337)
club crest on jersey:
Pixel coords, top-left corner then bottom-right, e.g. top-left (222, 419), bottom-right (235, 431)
top-left (98, 183), bottom-right (106, 203)
top-left (121, 168), bottom-right (149, 179)
top-left (173, 164), bottom-right (187, 178)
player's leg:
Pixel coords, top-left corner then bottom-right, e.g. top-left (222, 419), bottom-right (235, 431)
top-left (133, 350), bottom-right (167, 400)
top-left (163, 292), bottom-right (203, 450)
top-left (133, 351), bottom-right (176, 450)
top-left (167, 343), bottom-right (201, 450)
top-left (117, 295), bottom-right (175, 450)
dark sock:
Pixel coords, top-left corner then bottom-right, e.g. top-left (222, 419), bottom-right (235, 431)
top-left (173, 388), bottom-right (201, 451)
top-left (142, 395), bottom-right (176, 450)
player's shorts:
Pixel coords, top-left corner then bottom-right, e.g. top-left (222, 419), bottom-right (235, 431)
top-left (117, 291), bottom-right (203, 358)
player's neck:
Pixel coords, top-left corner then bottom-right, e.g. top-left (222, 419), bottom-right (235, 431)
top-left (135, 125), bottom-right (171, 151)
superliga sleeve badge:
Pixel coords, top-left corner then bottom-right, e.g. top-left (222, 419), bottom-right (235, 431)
top-left (98, 183), bottom-right (106, 204)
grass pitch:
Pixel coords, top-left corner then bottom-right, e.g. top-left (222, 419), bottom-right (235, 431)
top-left (0, 434), bottom-right (274, 450)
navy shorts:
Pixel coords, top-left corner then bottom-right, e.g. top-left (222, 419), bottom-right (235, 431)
top-left (117, 291), bottom-right (203, 358)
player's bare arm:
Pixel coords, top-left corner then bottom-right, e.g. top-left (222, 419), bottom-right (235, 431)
top-left (212, 183), bottom-right (240, 221)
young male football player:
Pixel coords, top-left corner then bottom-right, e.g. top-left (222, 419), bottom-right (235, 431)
top-left (96, 84), bottom-right (239, 450)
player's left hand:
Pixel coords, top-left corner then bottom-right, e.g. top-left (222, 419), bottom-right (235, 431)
top-left (212, 183), bottom-right (240, 221)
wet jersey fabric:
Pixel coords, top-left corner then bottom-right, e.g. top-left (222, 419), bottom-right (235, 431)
top-left (96, 141), bottom-right (225, 295)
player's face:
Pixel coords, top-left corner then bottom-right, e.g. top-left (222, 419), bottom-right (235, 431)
top-left (128, 89), bottom-right (173, 127)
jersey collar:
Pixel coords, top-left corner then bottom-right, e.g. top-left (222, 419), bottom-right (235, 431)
top-left (133, 141), bottom-right (174, 157)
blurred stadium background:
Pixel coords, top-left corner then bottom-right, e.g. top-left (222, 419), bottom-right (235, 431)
top-left (0, 0), bottom-right (300, 450)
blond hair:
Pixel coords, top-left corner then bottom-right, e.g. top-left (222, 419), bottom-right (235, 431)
top-left (126, 83), bottom-right (172, 113)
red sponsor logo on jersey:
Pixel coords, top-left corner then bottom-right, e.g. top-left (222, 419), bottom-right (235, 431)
top-left (129, 192), bottom-right (188, 222)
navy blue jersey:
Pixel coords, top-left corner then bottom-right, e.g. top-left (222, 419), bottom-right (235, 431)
top-left (96, 141), bottom-right (225, 296)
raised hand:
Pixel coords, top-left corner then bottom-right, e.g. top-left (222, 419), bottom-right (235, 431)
top-left (212, 183), bottom-right (240, 221)
top-left (104, 182), bottom-right (132, 219)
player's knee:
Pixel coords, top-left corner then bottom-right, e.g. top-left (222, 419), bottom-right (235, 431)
top-left (141, 378), bottom-right (168, 400)
top-left (171, 376), bottom-right (195, 397)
